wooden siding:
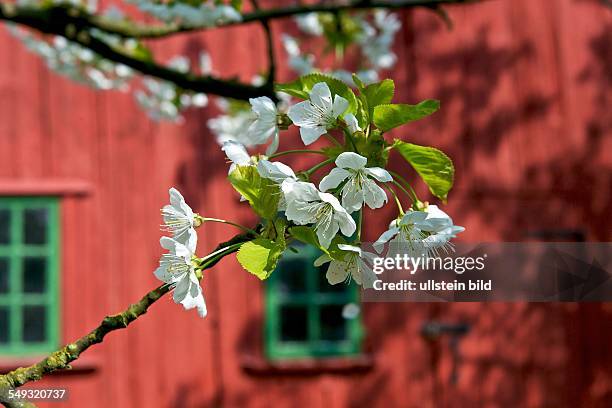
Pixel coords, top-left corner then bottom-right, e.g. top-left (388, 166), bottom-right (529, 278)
top-left (0, 0), bottom-right (610, 407)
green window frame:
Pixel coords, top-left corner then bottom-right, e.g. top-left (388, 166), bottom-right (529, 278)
top-left (265, 244), bottom-right (363, 360)
top-left (0, 197), bottom-right (60, 356)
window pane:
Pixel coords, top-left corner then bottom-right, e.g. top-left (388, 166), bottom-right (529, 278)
top-left (0, 209), bottom-right (9, 245)
top-left (280, 305), bottom-right (308, 342)
top-left (23, 208), bottom-right (48, 245)
top-left (22, 305), bottom-right (46, 343)
top-left (0, 258), bottom-right (9, 294)
top-left (277, 259), bottom-right (308, 294)
top-left (319, 305), bottom-right (347, 341)
top-left (317, 264), bottom-right (349, 293)
top-left (22, 257), bottom-right (46, 294)
top-left (0, 306), bottom-right (8, 344)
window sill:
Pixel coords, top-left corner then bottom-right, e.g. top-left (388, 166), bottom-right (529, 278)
top-left (0, 355), bottom-right (98, 375)
top-left (241, 354), bottom-right (374, 376)
top-left (0, 180), bottom-right (93, 196)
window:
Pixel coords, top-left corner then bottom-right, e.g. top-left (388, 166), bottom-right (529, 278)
top-left (265, 244), bottom-right (362, 360)
top-left (0, 197), bottom-right (59, 355)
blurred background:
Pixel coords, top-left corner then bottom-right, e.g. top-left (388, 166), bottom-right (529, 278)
top-left (0, 0), bottom-right (611, 406)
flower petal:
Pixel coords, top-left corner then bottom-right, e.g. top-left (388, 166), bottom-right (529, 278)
top-left (326, 260), bottom-right (350, 285)
top-left (222, 140), bottom-right (250, 166)
top-left (319, 168), bottom-right (351, 191)
top-left (331, 94), bottom-right (349, 118)
top-left (364, 167), bottom-right (393, 182)
top-left (336, 152), bottom-right (367, 170)
top-left (362, 178), bottom-right (388, 209)
top-left (309, 82), bottom-right (333, 112)
top-left (299, 126), bottom-right (327, 145)
top-left (344, 113), bottom-right (361, 133)
top-left (180, 284), bottom-right (207, 318)
top-left (257, 159), bottom-right (296, 184)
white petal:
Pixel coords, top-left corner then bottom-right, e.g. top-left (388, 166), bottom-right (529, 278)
top-left (222, 140), bottom-right (250, 165)
top-left (316, 217), bottom-right (338, 249)
top-left (338, 244), bottom-right (361, 254)
top-left (286, 201), bottom-right (321, 225)
top-left (168, 187), bottom-right (186, 210)
top-left (373, 226), bottom-right (399, 253)
top-left (335, 210), bottom-right (357, 237)
top-left (319, 168), bottom-right (351, 191)
top-left (364, 167), bottom-right (393, 182)
top-left (336, 152), bottom-right (367, 170)
top-left (344, 113), bottom-right (361, 133)
top-left (281, 180), bottom-right (319, 201)
top-left (309, 82), bottom-right (333, 112)
top-left (300, 126), bottom-right (327, 145)
top-left (341, 182), bottom-right (364, 213)
top-left (287, 100), bottom-right (317, 127)
top-left (257, 159), bottom-right (296, 183)
top-left (173, 274), bottom-right (191, 303)
top-left (160, 236), bottom-right (192, 258)
top-left (154, 265), bottom-right (173, 284)
top-left (400, 211), bottom-right (428, 225)
top-left (326, 260), bottom-right (350, 285)
top-left (331, 94), bottom-right (349, 118)
top-left (180, 289), bottom-right (207, 318)
top-left (362, 178), bottom-right (388, 209)
top-left (265, 130), bottom-right (280, 155)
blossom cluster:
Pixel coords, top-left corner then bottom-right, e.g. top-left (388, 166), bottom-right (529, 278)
top-left (220, 78), bottom-right (464, 289)
top-left (135, 55), bottom-right (209, 122)
top-left (153, 76), bottom-right (463, 318)
top-left (128, 0), bottom-right (242, 28)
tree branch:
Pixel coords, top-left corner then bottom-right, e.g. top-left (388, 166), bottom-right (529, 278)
top-left (2, 0), bottom-right (474, 39)
top-left (0, 0), bottom-right (473, 100)
top-left (251, 0), bottom-right (276, 86)
top-left (0, 231), bottom-right (255, 399)
top-left (0, 3), bottom-right (275, 100)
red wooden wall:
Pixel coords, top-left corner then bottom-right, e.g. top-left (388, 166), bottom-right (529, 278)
top-left (0, 0), bottom-right (611, 406)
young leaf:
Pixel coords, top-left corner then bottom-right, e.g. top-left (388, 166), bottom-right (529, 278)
top-left (363, 79), bottom-right (395, 115)
top-left (392, 140), bottom-right (454, 202)
top-left (228, 165), bottom-right (280, 220)
top-left (236, 238), bottom-right (285, 280)
top-left (275, 73), bottom-right (359, 113)
top-left (373, 100), bottom-right (440, 132)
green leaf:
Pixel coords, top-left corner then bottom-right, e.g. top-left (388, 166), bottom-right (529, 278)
top-left (363, 79), bottom-right (395, 116)
top-left (351, 73), bottom-right (366, 91)
top-left (392, 140), bottom-right (454, 202)
top-left (236, 238), bottom-right (285, 280)
top-left (228, 165), bottom-right (279, 220)
top-left (275, 73), bottom-right (359, 113)
top-left (373, 100), bottom-right (440, 132)
top-left (289, 226), bottom-right (322, 248)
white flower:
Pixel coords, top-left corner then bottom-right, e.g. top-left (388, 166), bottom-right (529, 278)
top-left (319, 152), bottom-right (392, 212)
top-left (248, 96), bottom-right (280, 154)
top-left (208, 110), bottom-right (256, 146)
top-left (161, 188), bottom-right (197, 248)
top-left (296, 13), bottom-right (324, 36)
top-left (154, 237), bottom-right (207, 318)
top-left (315, 244), bottom-right (377, 288)
top-left (422, 205), bottom-right (465, 254)
top-left (281, 34), bottom-right (315, 75)
top-left (222, 140), bottom-right (253, 174)
top-left (373, 211), bottom-right (434, 257)
top-left (287, 82), bottom-right (349, 145)
top-left (283, 181), bottom-right (356, 248)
